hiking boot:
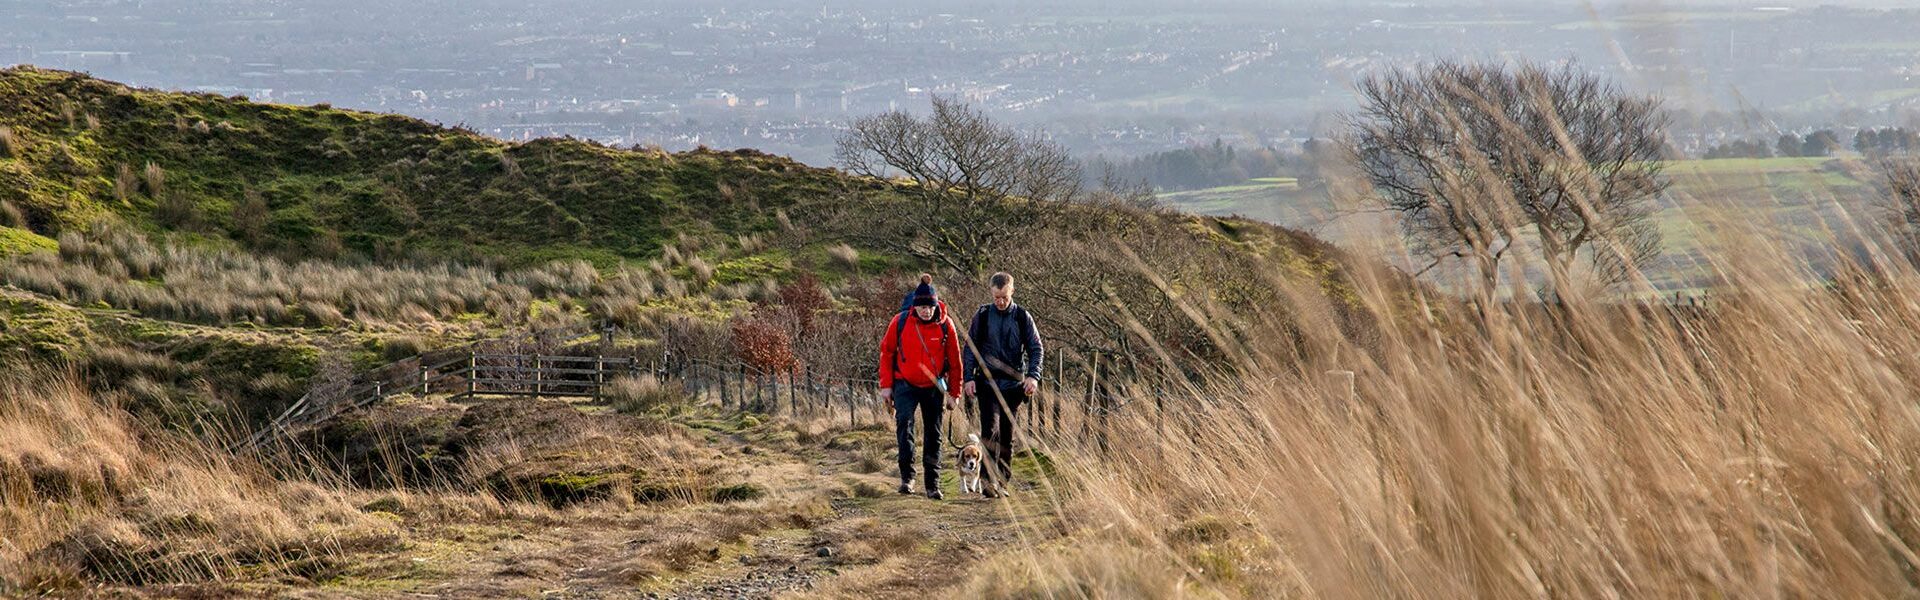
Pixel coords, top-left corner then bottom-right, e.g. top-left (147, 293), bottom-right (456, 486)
top-left (898, 481), bottom-right (913, 495)
top-left (927, 489), bottom-right (943, 501)
top-left (982, 486), bottom-right (999, 499)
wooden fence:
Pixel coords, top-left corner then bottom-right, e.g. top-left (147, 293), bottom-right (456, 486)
top-left (234, 326), bottom-right (615, 450)
top-left (655, 350), bottom-right (1140, 451)
top-left (237, 324), bottom-right (1143, 454)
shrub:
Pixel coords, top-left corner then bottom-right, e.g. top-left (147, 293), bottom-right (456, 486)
top-left (827, 244), bottom-right (859, 271)
top-left (0, 200), bottom-right (24, 229)
top-left (687, 256), bottom-right (714, 286)
top-left (247, 372), bottom-right (304, 406)
top-left (380, 335), bottom-right (430, 362)
top-left (141, 163), bottom-right (165, 197)
top-left (154, 192), bottom-right (199, 230)
top-left (730, 317), bottom-right (796, 373)
top-left (299, 301), bottom-right (345, 328)
top-left (2, 372), bottom-right (369, 588)
top-left (0, 126), bottom-right (19, 157)
top-left (85, 346), bottom-right (184, 383)
top-left (709, 482), bottom-right (765, 503)
top-left (605, 375), bottom-right (683, 414)
top-left (737, 233), bottom-right (767, 253)
top-left (231, 192), bottom-right (269, 244)
top-left (113, 163), bottom-right (137, 202)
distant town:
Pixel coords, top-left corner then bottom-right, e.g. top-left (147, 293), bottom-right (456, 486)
top-left (8, 0), bottom-right (1920, 165)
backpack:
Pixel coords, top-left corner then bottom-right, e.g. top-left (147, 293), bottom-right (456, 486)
top-left (971, 304), bottom-right (1035, 379)
top-left (889, 308), bottom-right (954, 390)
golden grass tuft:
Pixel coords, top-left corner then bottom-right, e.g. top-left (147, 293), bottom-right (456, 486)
top-left (980, 229), bottom-right (1920, 597)
top-left (827, 243), bottom-right (860, 271)
top-left (0, 126), bottom-right (20, 158)
top-left (606, 374), bottom-right (685, 415)
top-left (0, 370), bottom-right (372, 591)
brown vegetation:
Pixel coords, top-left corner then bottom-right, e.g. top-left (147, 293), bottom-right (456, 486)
top-left (0, 371), bottom-right (378, 593)
top-left (961, 221), bottom-right (1920, 598)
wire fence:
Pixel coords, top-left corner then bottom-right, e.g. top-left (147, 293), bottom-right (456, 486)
top-left (234, 323), bottom-right (1148, 454)
top-left (651, 346), bottom-right (1153, 454)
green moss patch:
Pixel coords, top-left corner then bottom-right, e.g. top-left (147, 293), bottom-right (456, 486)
top-left (0, 225), bottom-right (56, 256)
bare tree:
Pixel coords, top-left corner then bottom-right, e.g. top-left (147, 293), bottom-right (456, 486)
top-left (1346, 61), bottom-right (1669, 298)
top-left (1082, 163), bottom-right (1161, 210)
top-left (835, 96), bottom-right (1081, 275)
top-left (1876, 159), bottom-right (1920, 261)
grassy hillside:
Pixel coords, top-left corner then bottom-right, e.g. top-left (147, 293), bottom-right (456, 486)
top-left (0, 66), bottom-right (855, 266)
top-left (0, 67), bottom-right (1383, 429)
top-left (0, 66), bottom-right (1364, 291)
top-left (0, 68), bottom-right (1401, 595)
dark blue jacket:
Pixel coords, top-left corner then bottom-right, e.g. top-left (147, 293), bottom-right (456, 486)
top-left (962, 303), bottom-right (1044, 391)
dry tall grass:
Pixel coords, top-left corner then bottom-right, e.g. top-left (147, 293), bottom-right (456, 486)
top-left (0, 225), bottom-right (778, 331)
top-left (965, 208), bottom-right (1920, 598)
top-left (0, 126), bottom-right (19, 158)
top-left (0, 370), bottom-right (374, 593)
top-left (1, 226), bottom-right (640, 327)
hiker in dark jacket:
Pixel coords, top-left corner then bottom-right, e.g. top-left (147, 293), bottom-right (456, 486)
top-left (878, 276), bottom-right (963, 500)
top-left (961, 272), bottom-right (1043, 498)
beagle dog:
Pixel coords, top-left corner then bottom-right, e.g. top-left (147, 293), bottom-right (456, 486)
top-left (957, 433), bottom-right (984, 495)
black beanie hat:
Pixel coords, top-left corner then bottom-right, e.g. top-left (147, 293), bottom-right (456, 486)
top-left (912, 278), bottom-right (937, 307)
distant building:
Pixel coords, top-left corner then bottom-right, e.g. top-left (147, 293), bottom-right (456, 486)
top-left (524, 63), bottom-right (562, 81)
top-left (693, 89), bottom-right (738, 108)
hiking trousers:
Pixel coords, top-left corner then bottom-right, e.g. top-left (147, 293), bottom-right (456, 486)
top-left (893, 382), bottom-right (944, 488)
top-left (977, 384), bottom-right (1027, 488)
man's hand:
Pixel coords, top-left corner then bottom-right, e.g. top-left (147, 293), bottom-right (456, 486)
top-left (963, 381), bottom-right (976, 397)
top-left (1022, 377), bottom-right (1040, 395)
top-left (945, 395), bottom-right (959, 411)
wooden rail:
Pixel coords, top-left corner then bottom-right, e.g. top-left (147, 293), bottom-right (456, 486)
top-left (238, 325), bottom-right (1152, 455)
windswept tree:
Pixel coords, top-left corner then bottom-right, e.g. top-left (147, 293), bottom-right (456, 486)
top-left (1346, 61), bottom-right (1669, 298)
top-left (1876, 159), bottom-right (1920, 262)
top-left (835, 96), bottom-right (1082, 275)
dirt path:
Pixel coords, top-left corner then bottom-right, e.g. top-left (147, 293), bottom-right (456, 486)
top-left (297, 402), bottom-right (1066, 599)
top-left (642, 422), bottom-right (1060, 600)
top-left (638, 414), bottom-right (1060, 600)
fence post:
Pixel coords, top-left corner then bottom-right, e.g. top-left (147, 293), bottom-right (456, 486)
top-left (419, 362), bottom-right (429, 396)
top-left (594, 355), bottom-right (605, 403)
top-left (1094, 352), bottom-right (1109, 456)
top-left (1082, 353), bottom-right (1094, 444)
top-left (1029, 386), bottom-right (1040, 441)
top-left (466, 349), bottom-right (476, 398)
top-left (533, 355), bottom-right (543, 396)
top-left (847, 381), bottom-right (856, 428)
top-left (1019, 393), bottom-right (1031, 441)
top-left (373, 380), bottom-right (383, 403)
top-left (1054, 354), bottom-right (1064, 439)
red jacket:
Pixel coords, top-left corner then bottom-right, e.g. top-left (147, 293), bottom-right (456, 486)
top-left (878, 306), bottom-right (963, 394)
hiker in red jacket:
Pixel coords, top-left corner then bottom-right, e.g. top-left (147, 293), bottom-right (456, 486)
top-left (878, 275), bottom-right (964, 499)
